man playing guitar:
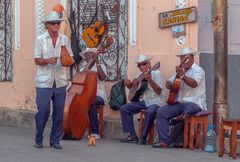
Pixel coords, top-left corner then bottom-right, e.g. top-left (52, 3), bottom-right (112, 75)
top-left (152, 47), bottom-right (207, 148)
top-left (120, 54), bottom-right (166, 145)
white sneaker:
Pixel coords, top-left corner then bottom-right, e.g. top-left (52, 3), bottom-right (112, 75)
top-left (91, 134), bottom-right (101, 140)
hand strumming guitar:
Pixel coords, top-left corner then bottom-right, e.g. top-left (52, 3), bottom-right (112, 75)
top-left (143, 72), bottom-right (152, 81)
top-left (176, 66), bottom-right (185, 78)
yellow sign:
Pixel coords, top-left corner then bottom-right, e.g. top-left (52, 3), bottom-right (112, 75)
top-left (159, 6), bottom-right (197, 28)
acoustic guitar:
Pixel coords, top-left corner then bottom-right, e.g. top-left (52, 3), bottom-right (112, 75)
top-left (166, 56), bottom-right (189, 105)
top-left (128, 62), bottom-right (160, 102)
top-left (82, 18), bottom-right (108, 48)
top-left (82, 3), bottom-right (119, 48)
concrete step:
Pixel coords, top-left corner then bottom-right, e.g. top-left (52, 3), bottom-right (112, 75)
top-left (0, 108), bottom-right (128, 139)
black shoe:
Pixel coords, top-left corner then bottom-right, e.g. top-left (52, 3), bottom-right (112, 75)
top-left (140, 137), bottom-right (147, 145)
top-left (34, 143), bottom-right (43, 149)
top-left (120, 135), bottom-right (139, 143)
top-left (50, 143), bottom-right (62, 149)
top-left (62, 134), bottom-right (77, 140)
top-left (173, 142), bottom-right (183, 148)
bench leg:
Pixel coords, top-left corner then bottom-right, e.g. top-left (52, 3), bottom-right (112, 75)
top-left (195, 124), bottom-right (201, 148)
top-left (189, 122), bottom-right (195, 150)
top-left (183, 120), bottom-right (189, 148)
top-left (138, 112), bottom-right (144, 138)
top-left (148, 124), bottom-right (154, 144)
top-left (230, 124), bottom-right (237, 159)
top-left (218, 122), bottom-right (225, 157)
top-left (202, 122), bottom-right (207, 150)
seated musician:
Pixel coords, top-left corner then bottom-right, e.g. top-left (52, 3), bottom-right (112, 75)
top-left (120, 54), bottom-right (166, 145)
top-left (152, 47), bottom-right (207, 148)
top-left (80, 48), bottom-right (107, 139)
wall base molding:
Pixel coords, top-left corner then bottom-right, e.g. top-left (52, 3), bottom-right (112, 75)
top-left (0, 108), bottom-right (125, 139)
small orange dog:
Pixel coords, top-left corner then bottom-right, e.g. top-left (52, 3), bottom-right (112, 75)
top-left (88, 135), bottom-right (96, 146)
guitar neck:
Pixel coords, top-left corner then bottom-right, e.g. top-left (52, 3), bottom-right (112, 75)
top-left (137, 62), bottom-right (160, 81)
top-left (84, 37), bottom-right (113, 70)
top-left (85, 59), bottom-right (96, 70)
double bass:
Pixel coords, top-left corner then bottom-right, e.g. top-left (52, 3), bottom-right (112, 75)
top-left (62, 37), bottom-right (113, 139)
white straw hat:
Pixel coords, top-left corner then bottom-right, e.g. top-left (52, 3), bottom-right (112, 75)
top-left (79, 48), bottom-right (98, 58)
top-left (176, 47), bottom-right (199, 57)
top-left (43, 11), bottom-right (63, 22)
top-left (134, 54), bottom-right (152, 63)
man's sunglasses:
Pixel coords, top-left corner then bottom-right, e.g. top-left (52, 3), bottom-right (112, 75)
top-left (137, 62), bottom-right (148, 68)
top-left (48, 21), bottom-right (61, 25)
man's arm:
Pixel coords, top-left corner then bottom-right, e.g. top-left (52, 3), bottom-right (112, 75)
top-left (35, 57), bottom-right (58, 66)
top-left (181, 75), bottom-right (198, 88)
top-left (96, 63), bottom-right (107, 81)
top-left (124, 78), bottom-right (133, 89)
top-left (144, 73), bottom-right (162, 95)
top-left (148, 78), bottom-right (162, 95)
top-left (176, 66), bottom-right (198, 88)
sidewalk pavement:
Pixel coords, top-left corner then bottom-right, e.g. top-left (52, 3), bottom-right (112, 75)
top-left (0, 126), bottom-right (236, 162)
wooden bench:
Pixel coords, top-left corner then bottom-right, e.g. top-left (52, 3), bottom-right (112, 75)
top-left (138, 109), bottom-right (155, 144)
top-left (218, 119), bottom-right (240, 159)
top-left (183, 110), bottom-right (212, 150)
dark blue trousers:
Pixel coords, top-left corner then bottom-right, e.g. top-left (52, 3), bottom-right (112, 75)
top-left (35, 86), bottom-right (66, 145)
top-left (120, 101), bottom-right (159, 137)
top-left (88, 96), bottom-right (104, 134)
top-left (156, 102), bottom-right (201, 144)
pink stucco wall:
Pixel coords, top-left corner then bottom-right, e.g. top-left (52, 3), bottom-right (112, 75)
top-left (0, 0), bottom-right (199, 116)
top-left (128, 0), bottom-right (199, 81)
top-left (0, 0), bottom-right (60, 110)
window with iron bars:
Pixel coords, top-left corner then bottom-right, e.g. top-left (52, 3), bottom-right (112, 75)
top-left (69, 0), bottom-right (127, 81)
top-left (0, 0), bottom-right (12, 81)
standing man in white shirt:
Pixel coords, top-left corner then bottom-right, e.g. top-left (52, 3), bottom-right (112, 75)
top-left (34, 11), bottom-right (74, 149)
top-left (152, 47), bottom-right (206, 148)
